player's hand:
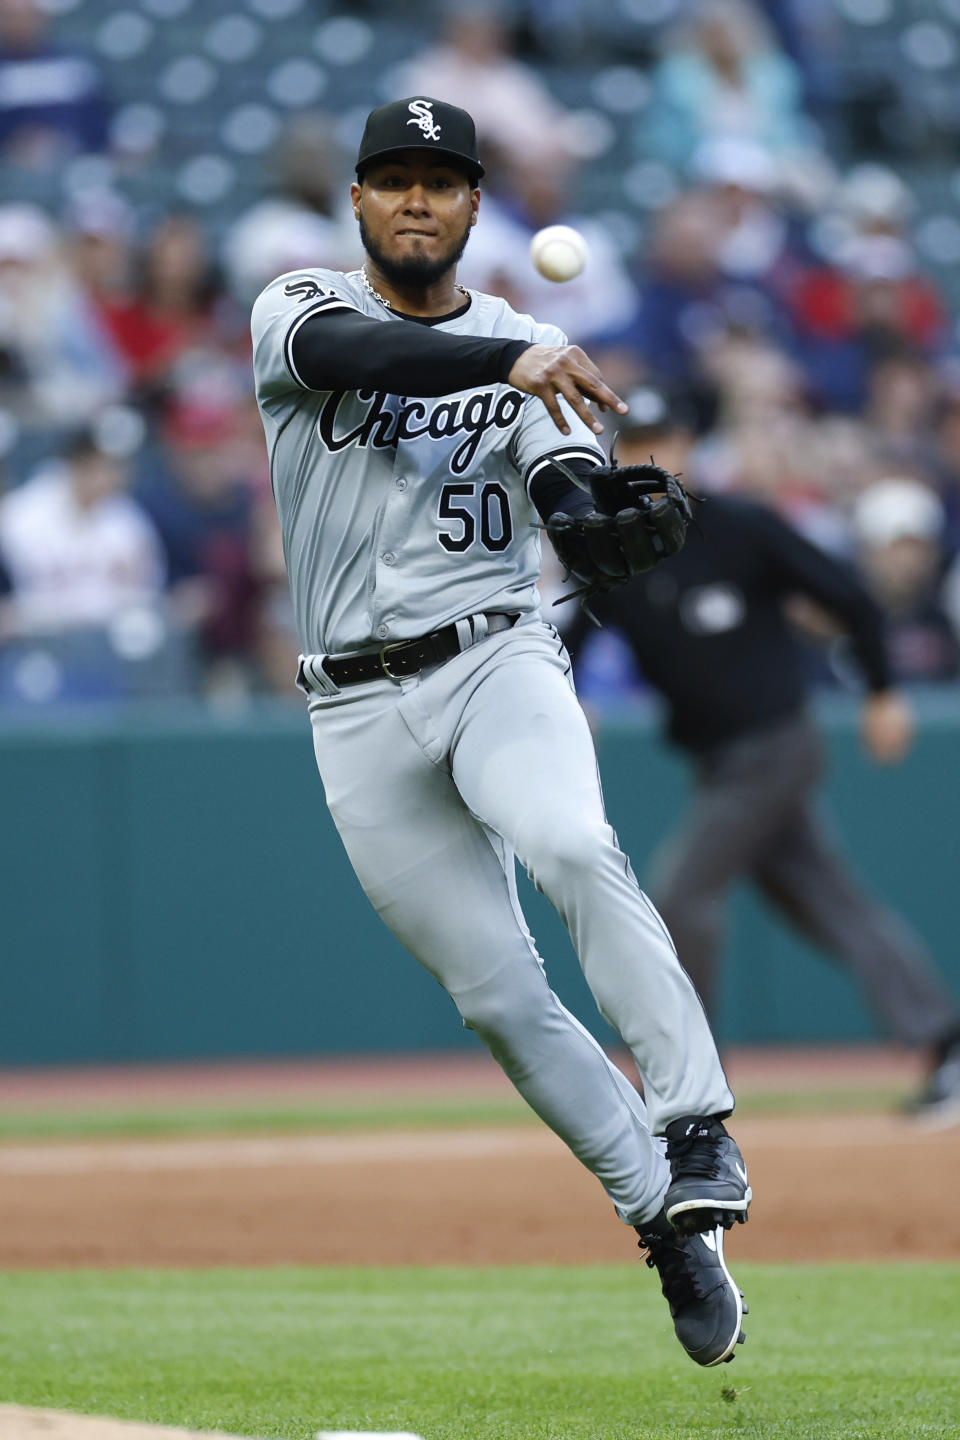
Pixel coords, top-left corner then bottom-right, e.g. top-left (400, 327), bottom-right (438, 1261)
top-left (861, 689), bottom-right (914, 765)
top-left (507, 344), bottom-right (627, 436)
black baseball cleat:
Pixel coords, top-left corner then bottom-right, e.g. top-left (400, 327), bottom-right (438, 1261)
top-left (663, 1114), bottom-right (752, 1236)
top-left (904, 1038), bottom-right (960, 1130)
top-left (636, 1210), bottom-right (747, 1367)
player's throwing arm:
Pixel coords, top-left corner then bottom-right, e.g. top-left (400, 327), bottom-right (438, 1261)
top-left (508, 344), bottom-right (627, 437)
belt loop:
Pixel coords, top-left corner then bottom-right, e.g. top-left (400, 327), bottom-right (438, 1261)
top-left (297, 654), bottom-right (341, 697)
top-left (471, 612), bottom-right (489, 643)
top-left (454, 617), bottom-right (474, 652)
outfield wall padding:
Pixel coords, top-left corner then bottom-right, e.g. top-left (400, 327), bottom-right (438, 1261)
top-left (2, 697), bottom-right (958, 1065)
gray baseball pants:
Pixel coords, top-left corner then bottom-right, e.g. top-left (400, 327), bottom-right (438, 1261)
top-left (648, 711), bottom-right (958, 1047)
top-left (307, 618), bottom-right (734, 1227)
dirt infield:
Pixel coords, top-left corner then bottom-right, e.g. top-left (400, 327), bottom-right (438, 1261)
top-left (0, 1409), bottom-right (420, 1440)
top-left (0, 1408), bottom-right (265, 1440)
top-left (0, 1048), bottom-right (957, 1268)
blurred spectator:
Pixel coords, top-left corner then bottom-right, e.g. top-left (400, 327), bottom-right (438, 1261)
top-left (0, 0), bottom-right (110, 170)
top-left (636, 0), bottom-right (814, 174)
top-left (393, 5), bottom-right (576, 174)
top-left (617, 190), bottom-right (728, 393)
top-left (458, 155), bottom-right (640, 350)
top-left (931, 378), bottom-right (960, 556)
top-left (0, 410), bottom-right (164, 639)
top-left (693, 137), bottom-right (789, 285)
top-left (851, 478), bottom-right (959, 684)
top-left (96, 214), bottom-right (240, 410)
top-left (62, 189), bottom-right (134, 308)
top-left (616, 182), bottom-right (805, 455)
top-left (135, 399), bottom-right (261, 696)
top-left (695, 334), bottom-right (850, 546)
top-left (221, 113), bottom-right (359, 307)
top-left (786, 165), bottom-right (949, 413)
top-left (0, 201), bottom-right (126, 422)
top-left (0, 0), bottom-right (955, 712)
top-left (0, 202), bottom-right (59, 414)
top-left (690, 135), bottom-right (831, 302)
top-left (863, 349), bottom-right (941, 478)
top-left (762, 0), bottom-right (841, 115)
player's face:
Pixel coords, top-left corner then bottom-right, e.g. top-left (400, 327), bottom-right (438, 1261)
top-left (352, 153), bottom-right (479, 288)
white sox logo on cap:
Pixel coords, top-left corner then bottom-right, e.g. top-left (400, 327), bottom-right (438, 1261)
top-left (355, 96), bottom-right (484, 180)
top-left (407, 99), bottom-right (441, 142)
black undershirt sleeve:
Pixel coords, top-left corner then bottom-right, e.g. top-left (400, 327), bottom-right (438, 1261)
top-left (528, 457), bottom-right (601, 523)
top-left (289, 305), bottom-right (532, 395)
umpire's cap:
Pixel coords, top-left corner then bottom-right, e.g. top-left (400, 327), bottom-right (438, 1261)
top-left (617, 388), bottom-right (693, 438)
top-left (355, 96), bottom-right (485, 184)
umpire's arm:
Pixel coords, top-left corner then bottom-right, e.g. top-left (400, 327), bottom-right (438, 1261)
top-left (755, 503), bottom-right (913, 763)
top-left (753, 503), bottom-right (891, 690)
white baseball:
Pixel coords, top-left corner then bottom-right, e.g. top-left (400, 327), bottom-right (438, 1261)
top-left (529, 225), bottom-right (588, 283)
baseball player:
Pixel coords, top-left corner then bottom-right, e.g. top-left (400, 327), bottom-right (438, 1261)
top-left (251, 96), bottom-right (752, 1367)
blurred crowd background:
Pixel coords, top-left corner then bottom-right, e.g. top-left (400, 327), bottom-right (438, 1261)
top-left (2, 0), bottom-right (960, 710)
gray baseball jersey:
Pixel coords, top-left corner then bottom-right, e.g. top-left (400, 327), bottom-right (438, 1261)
top-left (250, 268), bottom-right (604, 656)
top-left (249, 262), bottom-right (740, 1248)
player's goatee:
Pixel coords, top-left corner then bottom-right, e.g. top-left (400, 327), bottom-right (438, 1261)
top-left (359, 214), bottom-right (472, 290)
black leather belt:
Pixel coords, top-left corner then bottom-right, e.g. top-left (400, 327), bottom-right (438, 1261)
top-left (320, 612), bottom-right (519, 687)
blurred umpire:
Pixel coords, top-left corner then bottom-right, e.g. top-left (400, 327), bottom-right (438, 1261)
top-left (565, 390), bottom-right (960, 1125)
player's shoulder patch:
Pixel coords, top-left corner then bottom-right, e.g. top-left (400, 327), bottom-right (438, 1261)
top-left (252, 268), bottom-right (355, 340)
top-left (282, 276), bottom-right (328, 302)
top-left (272, 267), bottom-right (346, 301)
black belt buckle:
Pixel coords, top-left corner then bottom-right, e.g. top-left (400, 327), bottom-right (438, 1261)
top-left (379, 639), bottom-right (412, 680)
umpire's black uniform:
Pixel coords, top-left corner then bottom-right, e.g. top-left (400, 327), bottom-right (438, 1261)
top-left (567, 493), bottom-right (960, 1050)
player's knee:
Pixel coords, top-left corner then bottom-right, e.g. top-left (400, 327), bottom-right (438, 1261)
top-left (453, 970), bottom-right (549, 1044)
top-left (522, 816), bottom-right (612, 888)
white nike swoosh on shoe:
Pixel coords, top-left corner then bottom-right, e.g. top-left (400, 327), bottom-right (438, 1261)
top-left (700, 1230), bottom-right (718, 1252)
top-left (734, 1161), bottom-right (748, 1184)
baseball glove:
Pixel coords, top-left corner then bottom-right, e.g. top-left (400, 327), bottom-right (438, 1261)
top-left (546, 460), bottom-right (695, 606)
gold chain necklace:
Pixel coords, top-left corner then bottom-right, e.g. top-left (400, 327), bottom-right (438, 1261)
top-left (359, 268), bottom-right (469, 310)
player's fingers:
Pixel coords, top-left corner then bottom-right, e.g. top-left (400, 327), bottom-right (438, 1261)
top-left (535, 383), bottom-right (572, 435)
top-left (546, 365), bottom-right (612, 434)
top-left (508, 345), bottom-right (622, 433)
top-left (575, 373), bottom-right (627, 416)
top-left (554, 379), bottom-right (604, 434)
top-left (562, 349), bottom-right (627, 416)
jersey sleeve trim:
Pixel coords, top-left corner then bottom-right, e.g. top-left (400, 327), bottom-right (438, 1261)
top-left (524, 447), bottom-right (604, 496)
top-left (283, 297), bottom-right (359, 388)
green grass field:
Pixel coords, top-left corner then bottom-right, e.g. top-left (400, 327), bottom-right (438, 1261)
top-left (0, 1080), bottom-right (909, 1142)
top-left (1, 1264), bottom-right (957, 1440)
top-left (1, 1077), bottom-right (951, 1439)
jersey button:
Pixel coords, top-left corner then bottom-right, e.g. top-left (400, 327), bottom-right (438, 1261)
top-left (382, 551), bottom-right (396, 565)
top-left (395, 477), bottom-right (407, 491)
top-left (376, 624), bottom-right (390, 639)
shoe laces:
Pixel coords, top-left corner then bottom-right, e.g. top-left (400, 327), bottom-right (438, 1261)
top-left (637, 1230), bottom-right (708, 1314)
top-left (665, 1119), bottom-right (725, 1179)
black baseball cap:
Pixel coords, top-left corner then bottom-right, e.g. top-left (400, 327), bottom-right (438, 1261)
top-left (617, 389), bottom-right (676, 436)
top-left (355, 96), bottom-right (485, 184)
top-left (617, 388), bottom-right (696, 437)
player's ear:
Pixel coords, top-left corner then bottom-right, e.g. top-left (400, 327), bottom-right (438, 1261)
top-left (470, 188), bottom-right (480, 225)
top-left (350, 181), bottom-right (361, 215)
